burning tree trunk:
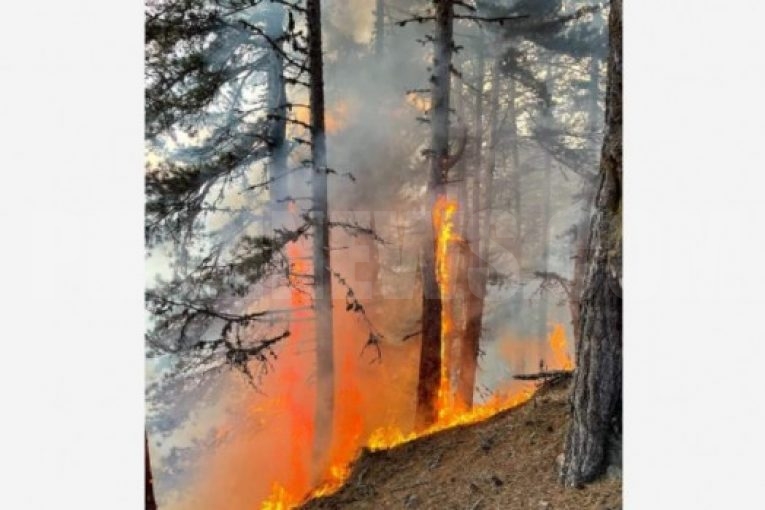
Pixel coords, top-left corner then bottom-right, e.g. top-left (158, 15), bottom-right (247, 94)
top-left (306, 0), bottom-right (335, 476)
top-left (561, 0), bottom-right (622, 487)
top-left (415, 0), bottom-right (454, 429)
top-left (145, 431), bottom-right (157, 510)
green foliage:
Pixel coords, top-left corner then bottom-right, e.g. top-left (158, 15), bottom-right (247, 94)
top-left (145, 0), bottom-right (304, 388)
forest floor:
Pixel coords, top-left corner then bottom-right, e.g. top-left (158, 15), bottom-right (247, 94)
top-left (300, 378), bottom-right (622, 510)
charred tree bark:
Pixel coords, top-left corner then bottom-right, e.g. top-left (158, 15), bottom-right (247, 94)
top-left (415, 0), bottom-right (454, 430)
top-left (145, 431), bottom-right (157, 510)
top-left (561, 0), bottom-right (622, 487)
top-left (306, 0), bottom-right (335, 477)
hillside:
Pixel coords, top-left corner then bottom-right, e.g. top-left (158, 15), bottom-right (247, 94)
top-left (300, 379), bottom-right (621, 510)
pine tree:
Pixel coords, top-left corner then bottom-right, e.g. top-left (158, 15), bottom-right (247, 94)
top-left (145, 0), bottom-right (304, 381)
top-left (561, 0), bottom-right (622, 487)
top-left (304, 0), bottom-right (336, 476)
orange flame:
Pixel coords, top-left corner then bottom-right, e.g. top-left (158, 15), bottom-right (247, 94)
top-left (366, 384), bottom-right (535, 451)
top-left (549, 323), bottom-right (574, 370)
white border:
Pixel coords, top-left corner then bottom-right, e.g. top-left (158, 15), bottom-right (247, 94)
top-left (1, 0), bottom-right (764, 508)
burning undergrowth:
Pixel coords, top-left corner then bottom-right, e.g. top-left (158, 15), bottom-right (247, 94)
top-left (297, 377), bottom-right (621, 510)
top-left (149, 201), bottom-right (576, 510)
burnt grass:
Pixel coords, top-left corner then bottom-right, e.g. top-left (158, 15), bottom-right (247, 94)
top-left (300, 379), bottom-right (621, 510)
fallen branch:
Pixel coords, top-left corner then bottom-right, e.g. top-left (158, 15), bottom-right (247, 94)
top-left (513, 370), bottom-right (573, 381)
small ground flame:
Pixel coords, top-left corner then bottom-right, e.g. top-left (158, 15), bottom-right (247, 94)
top-left (260, 483), bottom-right (299, 510)
top-left (366, 384), bottom-right (535, 452)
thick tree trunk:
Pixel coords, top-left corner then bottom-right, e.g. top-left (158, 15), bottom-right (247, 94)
top-left (561, 0), bottom-right (622, 487)
top-left (415, 0), bottom-right (453, 429)
top-left (570, 49), bottom-right (603, 350)
top-left (145, 431), bottom-right (157, 510)
top-left (306, 0), bottom-right (335, 477)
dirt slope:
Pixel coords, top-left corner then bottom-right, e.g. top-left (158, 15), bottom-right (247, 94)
top-left (300, 379), bottom-right (621, 510)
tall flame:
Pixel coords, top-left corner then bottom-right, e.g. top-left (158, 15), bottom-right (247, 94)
top-left (433, 195), bottom-right (460, 419)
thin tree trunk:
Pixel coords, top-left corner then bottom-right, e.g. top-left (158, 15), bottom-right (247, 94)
top-left (454, 70), bottom-right (470, 340)
top-left (537, 58), bottom-right (554, 344)
top-left (266, 5), bottom-right (289, 206)
top-left (145, 431), bottom-right (157, 510)
top-left (415, 0), bottom-right (454, 430)
top-left (561, 0), bottom-right (622, 487)
top-left (456, 45), bottom-right (486, 408)
top-left (508, 76), bottom-right (524, 324)
top-left (375, 0), bottom-right (385, 58)
top-left (537, 149), bottom-right (552, 343)
top-left (355, 0), bottom-right (385, 304)
top-left (306, 0), bottom-right (335, 477)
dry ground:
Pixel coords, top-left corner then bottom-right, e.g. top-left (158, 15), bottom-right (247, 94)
top-left (300, 379), bottom-right (621, 510)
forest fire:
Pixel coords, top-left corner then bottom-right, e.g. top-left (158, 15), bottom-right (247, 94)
top-left (260, 385), bottom-right (537, 510)
top-left (257, 195), bottom-right (540, 510)
top-left (366, 384), bottom-right (535, 452)
top-left (143, 0), bottom-right (622, 506)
